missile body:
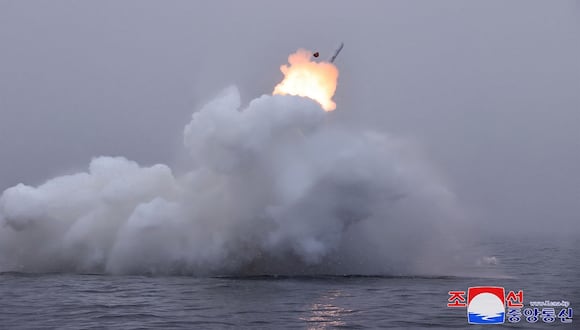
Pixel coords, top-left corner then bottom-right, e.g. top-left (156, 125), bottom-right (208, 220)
top-left (329, 42), bottom-right (344, 63)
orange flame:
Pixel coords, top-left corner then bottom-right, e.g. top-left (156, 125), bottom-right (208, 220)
top-left (273, 49), bottom-right (339, 111)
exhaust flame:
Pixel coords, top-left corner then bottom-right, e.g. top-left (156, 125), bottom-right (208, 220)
top-left (273, 49), bottom-right (339, 111)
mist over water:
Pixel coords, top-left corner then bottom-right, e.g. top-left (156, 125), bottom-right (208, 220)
top-left (0, 87), bottom-right (483, 276)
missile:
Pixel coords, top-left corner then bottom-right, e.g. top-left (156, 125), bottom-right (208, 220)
top-left (329, 42), bottom-right (344, 63)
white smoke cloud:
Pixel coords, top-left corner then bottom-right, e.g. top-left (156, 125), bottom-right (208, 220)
top-left (0, 87), bottom-right (477, 275)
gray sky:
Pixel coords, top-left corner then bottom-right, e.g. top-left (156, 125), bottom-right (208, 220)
top-left (1, 0), bottom-right (579, 234)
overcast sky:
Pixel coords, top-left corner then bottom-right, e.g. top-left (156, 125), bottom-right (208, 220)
top-left (1, 0), bottom-right (579, 234)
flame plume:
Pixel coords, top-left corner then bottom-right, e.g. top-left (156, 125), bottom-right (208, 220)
top-left (273, 49), bottom-right (339, 111)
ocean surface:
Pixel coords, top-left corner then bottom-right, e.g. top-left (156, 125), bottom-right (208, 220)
top-left (1, 234), bottom-right (577, 329)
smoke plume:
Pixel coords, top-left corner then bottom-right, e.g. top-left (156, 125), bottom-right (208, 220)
top-left (0, 84), bottom-right (477, 276)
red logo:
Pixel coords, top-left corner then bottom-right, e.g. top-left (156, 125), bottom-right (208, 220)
top-left (468, 286), bottom-right (505, 306)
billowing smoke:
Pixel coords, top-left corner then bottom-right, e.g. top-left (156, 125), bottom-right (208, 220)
top-left (0, 86), bottom-right (477, 276)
